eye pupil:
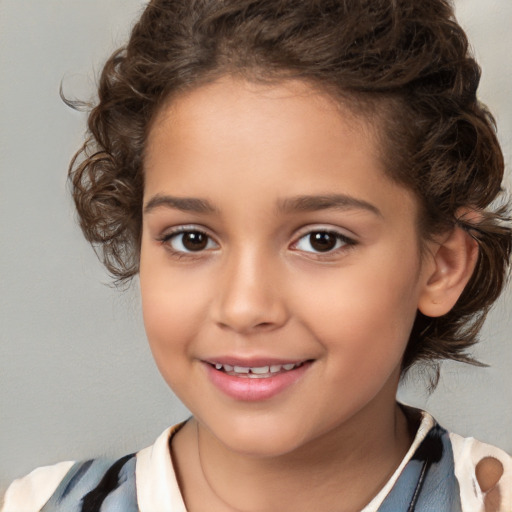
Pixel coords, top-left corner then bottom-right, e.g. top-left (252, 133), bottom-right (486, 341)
top-left (183, 232), bottom-right (208, 251)
top-left (310, 232), bottom-right (337, 252)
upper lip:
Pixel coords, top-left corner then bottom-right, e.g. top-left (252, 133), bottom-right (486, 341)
top-left (203, 356), bottom-right (312, 367)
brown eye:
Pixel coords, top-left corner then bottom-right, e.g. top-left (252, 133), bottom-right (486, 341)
top-left (182, 231), bottom-right (208, 251)
top-left (309, 232), bottom-right (338, 252)
top-left (294, 230), bottom-right (354, 254)
top-left (165, 230), bottom-right (217, 253)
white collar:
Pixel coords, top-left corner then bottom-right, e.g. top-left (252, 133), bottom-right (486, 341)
top-left (136, 422), bottom-right (188, 512)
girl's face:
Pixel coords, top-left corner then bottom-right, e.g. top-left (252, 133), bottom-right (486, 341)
top-left (140, 77), bottom-right (434, 457)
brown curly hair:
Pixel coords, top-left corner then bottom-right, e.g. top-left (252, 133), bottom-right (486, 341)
top-left (69, 0), bottom-right (511, 374)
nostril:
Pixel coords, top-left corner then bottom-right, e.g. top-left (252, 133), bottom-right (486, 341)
top-left (255, 322), bottom-right (273, 328)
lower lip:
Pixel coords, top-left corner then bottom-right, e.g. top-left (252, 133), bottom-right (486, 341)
top-left (204, 362), bottom-right (311, 401)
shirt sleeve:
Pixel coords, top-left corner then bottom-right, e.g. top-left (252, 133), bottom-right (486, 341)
top-left (1, 461), bottom-right (75, 512)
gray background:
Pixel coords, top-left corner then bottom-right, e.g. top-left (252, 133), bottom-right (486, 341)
top-left (1, 0), bottom-right (511, 493)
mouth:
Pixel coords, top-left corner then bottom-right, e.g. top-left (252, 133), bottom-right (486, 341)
top-left (204, 358), bottom-right (313, 400)
top-left (207, 361), bottom-right (308, 379)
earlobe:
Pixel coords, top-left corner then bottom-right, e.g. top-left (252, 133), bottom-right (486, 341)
top-left (418, 224), bottom-right (479, 318)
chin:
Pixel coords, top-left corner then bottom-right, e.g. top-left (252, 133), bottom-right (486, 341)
top-left (202, 414), bottom-right (314, 458)
top-left (223, 433), bottom-right (304, 459)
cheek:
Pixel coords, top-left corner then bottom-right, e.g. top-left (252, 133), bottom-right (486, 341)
top-left (139, 252), bottom-right (207, 370)
top-left (293, 249), bottom-right (421, 361)
top-left (141, 283), bottom-right (201, 341)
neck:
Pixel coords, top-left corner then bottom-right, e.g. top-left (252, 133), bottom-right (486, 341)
top-left (172, 400), bottom-right (414, 512)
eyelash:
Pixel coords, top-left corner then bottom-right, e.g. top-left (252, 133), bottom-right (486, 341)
top-left (157, 226), bottom-right (357, 259)
top-left (157, 227), bottom-right (217, 257)
top-left (290, 229), bottom-right (357, 257)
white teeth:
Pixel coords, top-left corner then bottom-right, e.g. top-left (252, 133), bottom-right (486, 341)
top-left (213, 362), bottom-right (304, 375)
top-left (251, 366), bottom-right (270, 374)
top-left (233, 366), bottom-right (250, 373)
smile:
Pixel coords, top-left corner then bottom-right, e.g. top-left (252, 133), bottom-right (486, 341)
top-left (211, 362), bottom-right (305, 378)
top-left (204, 359), bottom-right (312, 401)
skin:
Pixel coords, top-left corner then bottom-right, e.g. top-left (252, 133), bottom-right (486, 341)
top-left (139, 77), bottom-right (476, 511)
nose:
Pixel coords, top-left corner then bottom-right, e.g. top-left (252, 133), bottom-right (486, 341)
top-left (212, 248), bottom-right (289, 334)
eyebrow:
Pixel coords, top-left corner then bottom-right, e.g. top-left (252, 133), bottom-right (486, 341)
top-left (143, 193), bottom-right (381, 217)
top-left (277, 194), bottom-right (382, 217)
top-left (144, 195), bottom-right (218, 214)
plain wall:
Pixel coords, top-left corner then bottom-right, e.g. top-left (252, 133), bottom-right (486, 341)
top-left (1, 0), bottom-right (511, 492)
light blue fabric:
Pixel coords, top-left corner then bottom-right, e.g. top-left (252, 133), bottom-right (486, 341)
top-left (378, 425), bottom-right (462, 511)
top-left (40, 456), bottom-right (137, 512)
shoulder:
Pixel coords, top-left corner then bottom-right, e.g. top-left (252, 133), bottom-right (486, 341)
top-left (449, 432), bottom-right (512, 511)
top-left (389, 405), bottom-right (512, 511)
top-left (1, 423), bottom-right (185, 512)
top-left (1, 460), bottom-right (75, 512)
top-left (2, 455), bottom-right (138, 512)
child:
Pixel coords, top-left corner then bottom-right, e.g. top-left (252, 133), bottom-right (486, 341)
top-left (2, 0), bottom-right (511, 510)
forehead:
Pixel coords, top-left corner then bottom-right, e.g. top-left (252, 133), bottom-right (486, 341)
top-left (146, 77), bottom-right (373, 167)
top-left (143, 77), bottom-right (418, 223)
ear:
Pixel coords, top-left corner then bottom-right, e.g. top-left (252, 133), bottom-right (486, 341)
top-left (418, 222), bottom-right (479, 318)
